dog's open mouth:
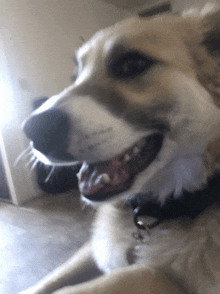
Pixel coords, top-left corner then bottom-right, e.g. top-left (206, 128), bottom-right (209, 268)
top-left (78, 133), bottom-right (163, 201)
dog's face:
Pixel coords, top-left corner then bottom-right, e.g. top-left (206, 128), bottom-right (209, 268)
top-left (23, 11), bottom-right (220, 204)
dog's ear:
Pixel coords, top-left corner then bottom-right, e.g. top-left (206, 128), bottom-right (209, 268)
top-left (202, 10), bottom-right (220, 59)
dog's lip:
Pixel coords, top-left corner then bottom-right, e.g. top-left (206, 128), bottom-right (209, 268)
top-left (32, 144), bottom-right (77, 166)
top-left (78, 133), bottom-right (163, 201)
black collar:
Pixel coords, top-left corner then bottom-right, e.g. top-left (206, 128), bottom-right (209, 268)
top-left (128, 172), bottom-right (220, 230)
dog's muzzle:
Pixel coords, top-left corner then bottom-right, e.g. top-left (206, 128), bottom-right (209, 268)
top-left (22, 108), bottom-right (164, 202)
top-left (22, 108), bottom-right (74, 162)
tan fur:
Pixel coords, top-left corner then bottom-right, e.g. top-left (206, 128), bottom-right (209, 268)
top-left (20, 6), bottom-right (220, 294)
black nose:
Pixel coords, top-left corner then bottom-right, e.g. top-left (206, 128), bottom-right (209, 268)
top-left (22, 109), bottom-right (71, 155)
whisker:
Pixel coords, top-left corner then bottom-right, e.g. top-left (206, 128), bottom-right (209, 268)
top-left (25, 155), bottom-right (36, 168)
top-left (14, 145), bottom-right (32, 167)
top-left (44, 166), bottom-right (55, 183)
top-left (30, 158), bottom-right (39, 172)
top-left (24, 150), bottom-right (35, 161)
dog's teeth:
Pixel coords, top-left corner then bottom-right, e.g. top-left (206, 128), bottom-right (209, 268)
top-left (137, 220), bottom-right (144, 226)
top-left (133, 146), bottom-right (140, 155)
top-left (76, 172), bottom-right (80, 180)
top-left (124, 154), bottom-right (131, 162)
top-left (101, 173), bottom-right (111, 184)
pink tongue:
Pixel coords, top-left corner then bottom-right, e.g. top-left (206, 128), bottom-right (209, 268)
top-left (77, 134), bottom-right (163, 200)
top-left (78, 159), bottom-right (131, 197)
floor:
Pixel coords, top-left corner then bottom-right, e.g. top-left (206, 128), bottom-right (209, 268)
top-left (0, 191), bottom-right (95, 294)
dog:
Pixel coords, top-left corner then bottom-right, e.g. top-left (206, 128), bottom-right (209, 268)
top-left (20, 5), bottom-right (220, 294)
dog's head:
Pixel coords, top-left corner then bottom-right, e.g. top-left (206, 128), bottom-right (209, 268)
top-left (22, 8), bottom-right (220, 206)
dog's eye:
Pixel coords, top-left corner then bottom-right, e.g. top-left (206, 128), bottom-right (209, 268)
top-left (110, 51), bottom-right (155, 79)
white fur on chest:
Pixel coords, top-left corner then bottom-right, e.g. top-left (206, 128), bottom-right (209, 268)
top-left (136, 207), bottom-right (220, 294)
top-left (92, 203), bottom-right (220, 294)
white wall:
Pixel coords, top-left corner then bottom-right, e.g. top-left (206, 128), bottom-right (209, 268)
top-left (0, 0), bottom-right (129, 204)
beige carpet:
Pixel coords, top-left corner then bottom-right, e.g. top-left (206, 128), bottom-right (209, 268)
top-left (0, 191), bottom-right (95, 294)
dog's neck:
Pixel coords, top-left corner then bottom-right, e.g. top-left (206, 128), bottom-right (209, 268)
top-left (128, 172), bottom-right (220, 230)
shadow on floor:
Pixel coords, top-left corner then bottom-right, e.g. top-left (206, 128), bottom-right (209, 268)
top-left (0, 191), bottom-right (95, 294)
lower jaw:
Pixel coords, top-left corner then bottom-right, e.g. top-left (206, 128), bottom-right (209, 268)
top-left (82, 177), bottom-right (135, 201)
top-left (78, 133), bottom-right (164, 201)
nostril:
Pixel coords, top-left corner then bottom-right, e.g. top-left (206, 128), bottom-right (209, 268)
top-left (22, 109), bottom-right (71, 155)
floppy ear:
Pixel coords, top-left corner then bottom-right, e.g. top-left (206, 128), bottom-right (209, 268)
top-left (202, 10), bottom-right (220, 60)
